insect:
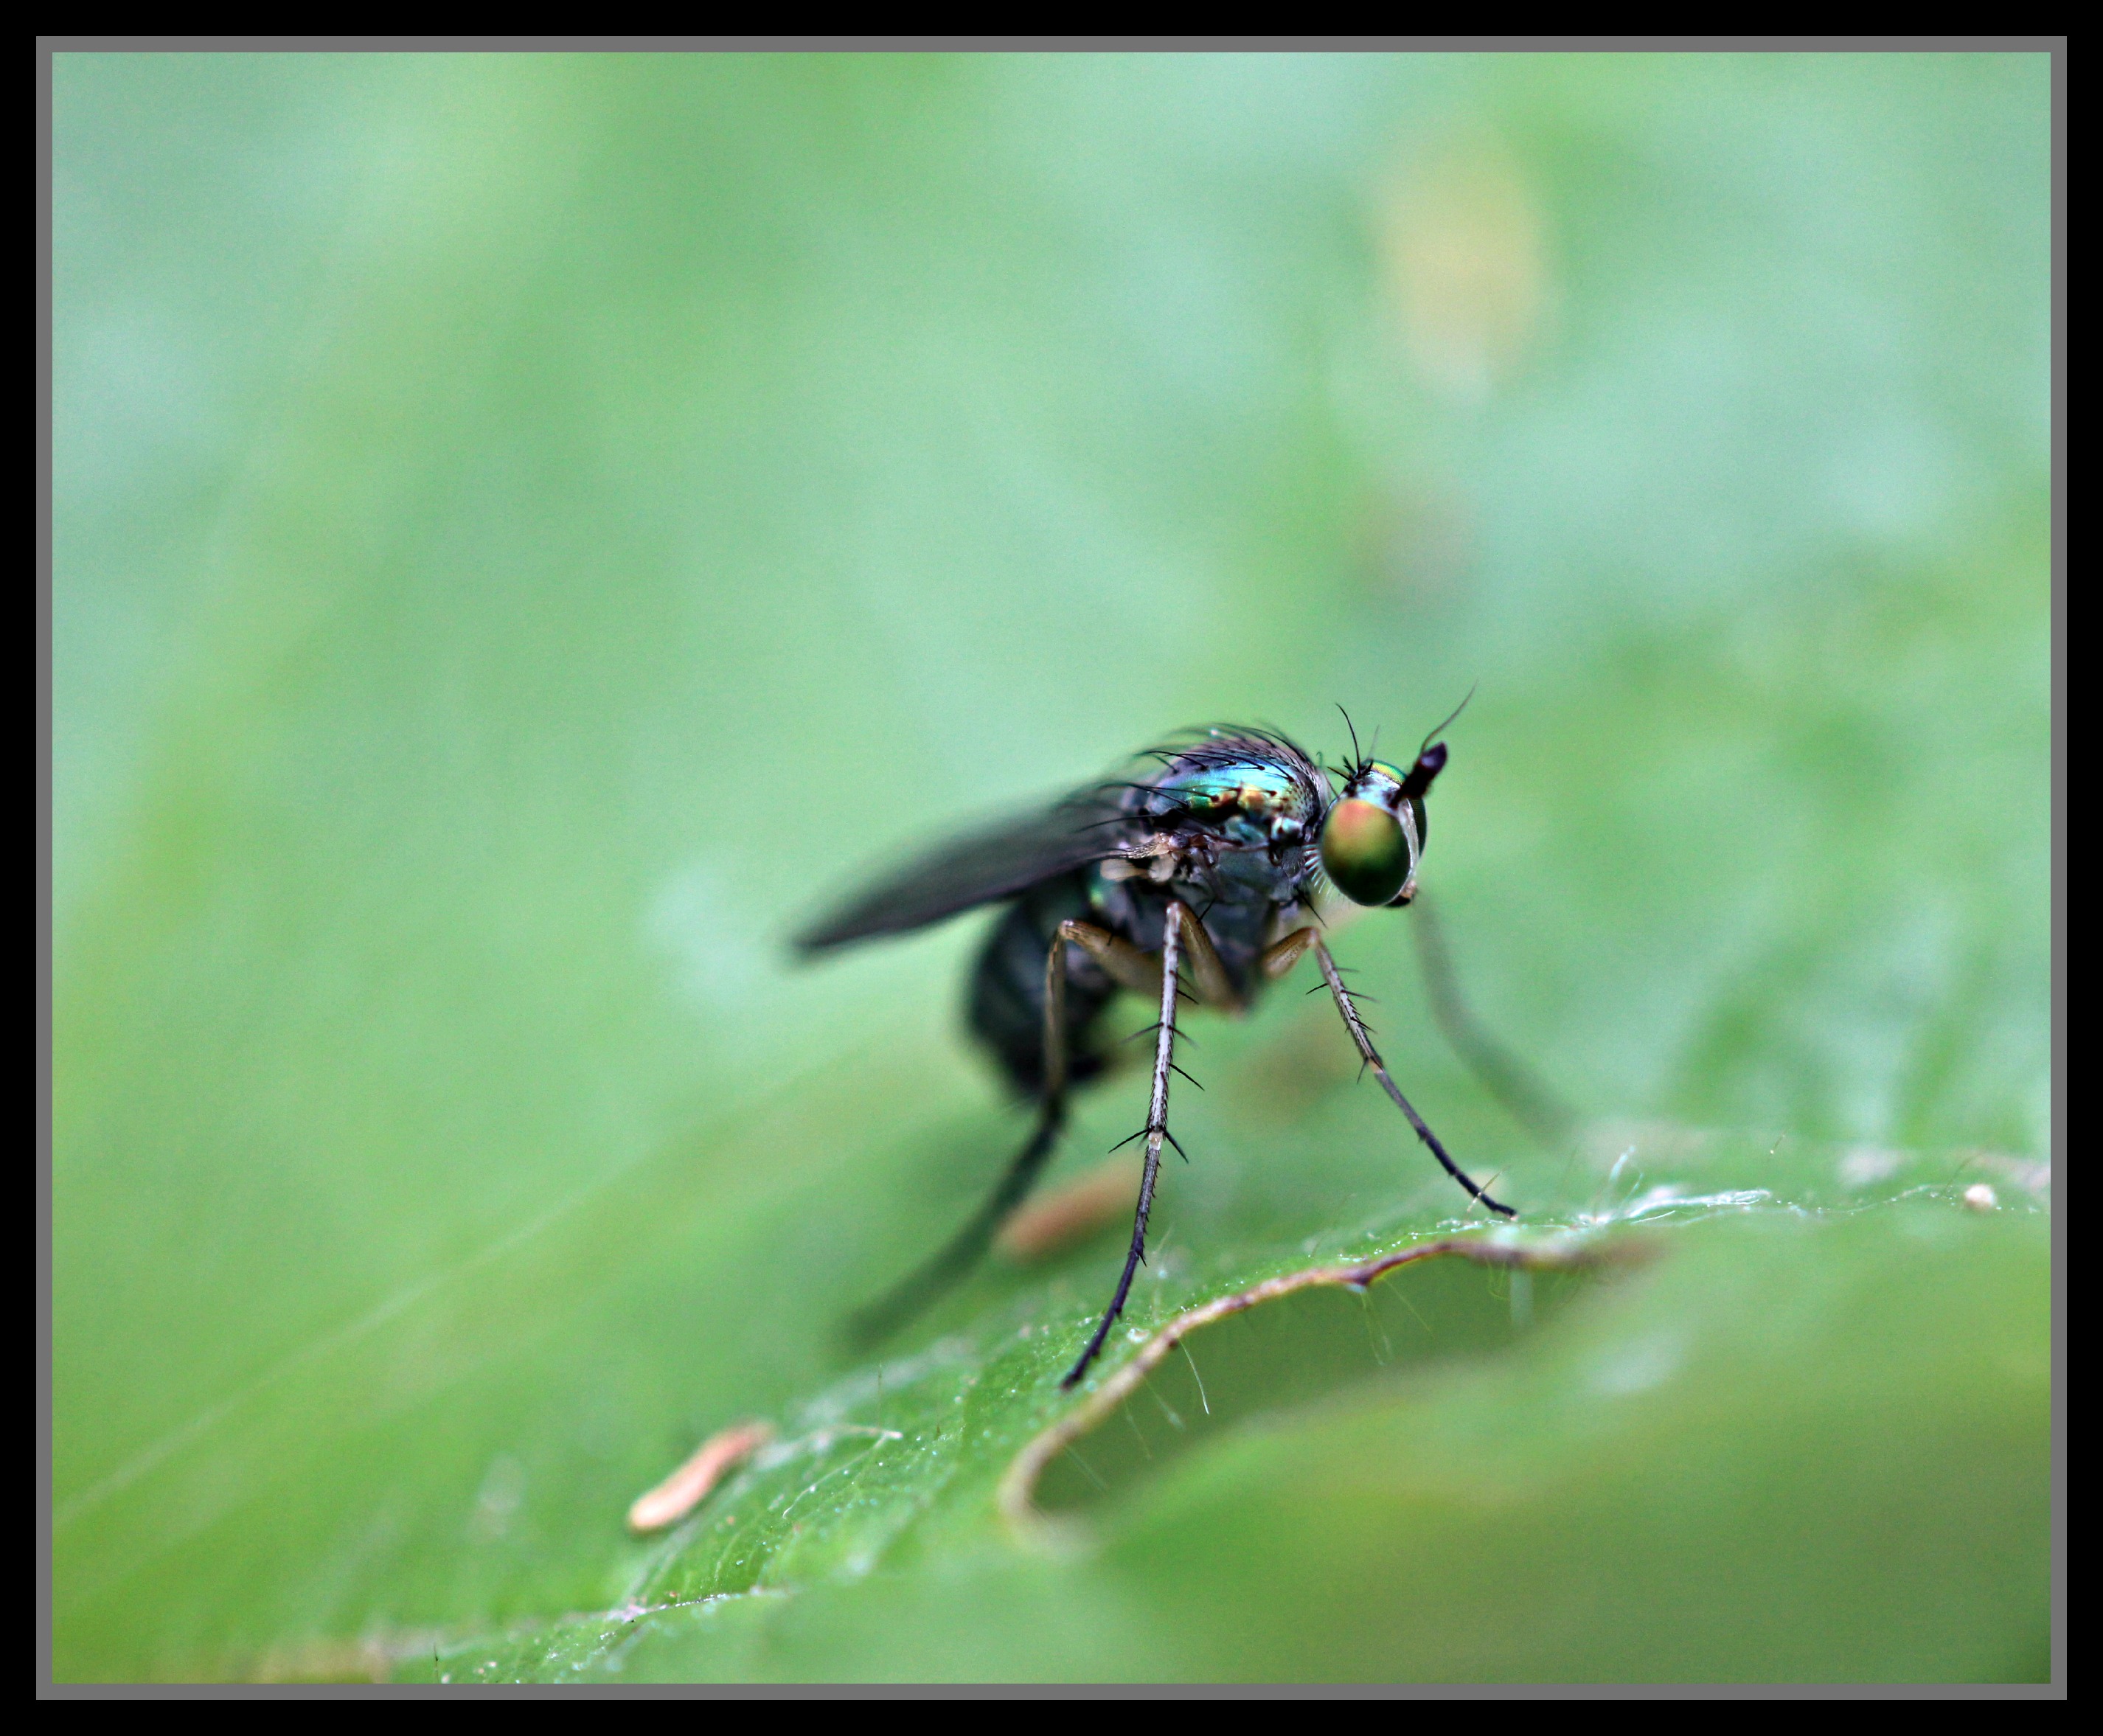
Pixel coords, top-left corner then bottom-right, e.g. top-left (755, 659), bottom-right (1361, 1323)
top-left (796, 706), bottom-right (1545, 1389)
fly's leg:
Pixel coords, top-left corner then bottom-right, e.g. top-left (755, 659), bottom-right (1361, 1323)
top-left (843, 1103), bottom-right (1068, 1350)
top-left (1063, 901), bottom-right (1187, 1387)
top-left (846, 925), bottom-right (1094, 1348)
top-left (1258, 925), bottom-right (1318, 982)
top-left (1315, 937), bottom-right (1516, 1218)
top-left (1056, 919), bottom-right (1162, 1000)
top-left (1411, 892), bottom-right (1576, 1148)
top-left (1166, 903), bottom-right (1242, 1010)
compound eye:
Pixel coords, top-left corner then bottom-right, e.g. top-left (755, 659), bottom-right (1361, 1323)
top-left (1318, 798), bottom-right (1410, 906)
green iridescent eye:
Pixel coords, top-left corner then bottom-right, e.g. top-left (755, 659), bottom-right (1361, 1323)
top-left (1319, 797), bottom-right (1410, 906)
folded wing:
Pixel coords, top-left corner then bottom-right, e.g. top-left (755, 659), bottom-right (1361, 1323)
top-left (793, 791), bottom-right (1130, 953)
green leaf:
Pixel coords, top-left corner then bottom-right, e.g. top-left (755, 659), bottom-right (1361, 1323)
top-left (386, 1133), bottom-right (2046, 1684)
top-left (54, 52), bottom-right (2050, 1682)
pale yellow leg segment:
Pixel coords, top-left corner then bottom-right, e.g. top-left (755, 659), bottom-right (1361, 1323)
top-left (1169, 903), bottom-right (1242, 1011)
top-left (1043, 924), bottom-right (1070, 1097)
top-left (1259, 926), bottom-right (1318, 981)
top-left (1057, 919), bottom-right (1164, 999)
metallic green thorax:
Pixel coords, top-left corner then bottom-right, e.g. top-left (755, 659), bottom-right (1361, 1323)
top-left (1138, 754), bottom-right (1324, 852)
top-left (1082, 732), bottom-right (1333, 995)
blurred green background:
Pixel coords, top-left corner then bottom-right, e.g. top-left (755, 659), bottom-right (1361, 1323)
top-left (51, 51), bottom-right (2051, 1682)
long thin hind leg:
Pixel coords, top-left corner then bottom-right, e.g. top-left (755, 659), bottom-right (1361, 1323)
top-left (845, 928), bottom-right (1085, 1349)
top-left (1315, 937), bottom-right (1516, 1218)
top-left (1063, 901), bottom-right (1187, 1387)
top-left (1411, 891), bottom-right (1576, 1148)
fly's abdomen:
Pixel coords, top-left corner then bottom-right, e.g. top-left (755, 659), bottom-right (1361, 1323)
top-left (967, 873), bottom-right (1116, 1097)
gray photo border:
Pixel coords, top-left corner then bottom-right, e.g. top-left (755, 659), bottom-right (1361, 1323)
top-left (38, 33), bottom-right (2067, 1700)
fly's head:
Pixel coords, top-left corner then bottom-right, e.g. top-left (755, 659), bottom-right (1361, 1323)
top-left (1318, 740), bottom-right (1446, 909)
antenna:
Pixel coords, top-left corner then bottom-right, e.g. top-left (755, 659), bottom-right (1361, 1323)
top-left (1334, 702), bottom-right (1365, 775)
top-left (1417, 684), bottom-right (1478, 759)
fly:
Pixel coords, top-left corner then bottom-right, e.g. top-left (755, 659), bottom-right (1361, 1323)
top-left (794, 706), bottom-right (1561, 1389)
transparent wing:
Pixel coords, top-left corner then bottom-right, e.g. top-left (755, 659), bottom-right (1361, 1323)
top-left (793, 791), bottom-right (1130, 953)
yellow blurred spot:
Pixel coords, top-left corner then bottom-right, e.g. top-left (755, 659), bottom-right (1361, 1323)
top-left (1380, 140), bottom-right (1553, 402)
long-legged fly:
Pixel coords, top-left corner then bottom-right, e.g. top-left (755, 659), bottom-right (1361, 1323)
top-left (795, 709), bottom-right (1565, 1388)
